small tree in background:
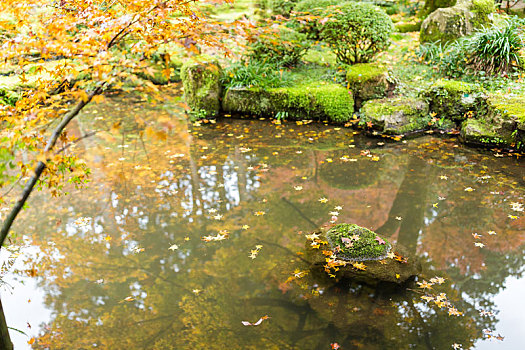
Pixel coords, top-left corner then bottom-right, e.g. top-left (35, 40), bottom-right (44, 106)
top-left (320, 2), bottom-right (394, 64)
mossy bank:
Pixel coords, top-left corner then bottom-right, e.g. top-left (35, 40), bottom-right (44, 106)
top-left (182, 56), bottom-right (525, 151)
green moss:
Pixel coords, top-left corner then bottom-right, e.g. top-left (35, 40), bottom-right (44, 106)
top-left (418, 0), bottom-right (457, 18)
top-left (271, 82), bottom-right (354, 123)
top-left (223, 81), bottom-right (354, 123)
top-left (424, 79), bottom-right (485, 121)
top-left (395, 21), bottom-right (422, 33)
top-left (487, 94), bottom-right (525, 124)
top-left (346, 63), bottom-right (392, 106)
top-left (361, 97), bottom-right (430, 134)
top-left (346, 63), bottom-right (387, 84)
top-left (460, 118), bottom-right (511, 146)
top-left (302, 48), bottom-right (337, 67)
top-left (472, 0), bottom-right (494, 15)
top-left (326, 223), bottom-right (391, 261)
top-left (181, 55), bottom-right (222, 117)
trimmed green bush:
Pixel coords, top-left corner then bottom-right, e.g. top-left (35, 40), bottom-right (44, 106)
top-left (320, 2), bottom-right (393, 64)
top-left (267, 0), bottom-right (300, 16)
top-left (246, 26), bottom-right (310, 67)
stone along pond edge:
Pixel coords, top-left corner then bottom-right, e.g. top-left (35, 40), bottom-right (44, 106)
top-left (181, 55), bottom-right (525, 151)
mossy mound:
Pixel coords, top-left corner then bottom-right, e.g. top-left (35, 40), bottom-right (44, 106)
top-left (306, 225), bottom-right (422, 284)
top-left (423, 79), bottom-right (485, 121)
top-left (181, 55), bottom-right (222, 118)
top-left (346, 63), bottom-right (394, 107)
top-left (420, 0), bottom-right (495, 43)
top-left (395, 21), bottom-right (422, 33)
top-left (361, 97), bottom-right (430, 135)
top-left (222, 82), bottom-right (354, 123)
top-left (487, 94), bottom-right (525, 127)
top-left (326, 224), bottom-right (391, 261)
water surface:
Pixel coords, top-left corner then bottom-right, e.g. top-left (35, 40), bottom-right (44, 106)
top-left (2, 90), bottom-right (524, 349)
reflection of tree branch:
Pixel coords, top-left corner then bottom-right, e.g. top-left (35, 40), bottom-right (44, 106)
top-left (280, 197), bottom-right (319, 230)
top-left (141, 320), bottom-right (176, 348)
top-left (133, 315), bottom-right (174, 325)
top-left (254, 239), bottom-right (311, 264)
top-left (0, 85), bottom-right (104, 248)
top-left (407, 298), bottom-right (433, 350)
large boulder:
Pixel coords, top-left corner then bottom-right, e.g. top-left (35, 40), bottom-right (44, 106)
top-left (346, 63), bottom-right (395, 108)
top-left (222, 82), bottom-right (354, 123)
top-left (180, 55), bottom-right (222, 118)
top-left (461, 93), bottom-right (525, 149)
top-left (306, 224), bottom-right (421, 284)
top-left (420, 0), bottom-right (495, 43)
top-left (423, 79), bottom-right (485, 121)
top-left (360, 97), bottom-right (430, 135)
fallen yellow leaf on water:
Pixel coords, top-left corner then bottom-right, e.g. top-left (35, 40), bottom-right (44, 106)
top-left (242, 315), bottom-right (270, 326)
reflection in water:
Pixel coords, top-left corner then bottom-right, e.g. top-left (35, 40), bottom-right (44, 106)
top-left (4, 91), bottom-right (525, 349)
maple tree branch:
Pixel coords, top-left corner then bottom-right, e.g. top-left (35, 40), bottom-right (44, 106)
top-left (0, 85), bottom-right (104, 248)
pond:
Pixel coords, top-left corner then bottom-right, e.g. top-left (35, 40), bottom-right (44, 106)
top-left (1, 89), bottom-right (524, 349)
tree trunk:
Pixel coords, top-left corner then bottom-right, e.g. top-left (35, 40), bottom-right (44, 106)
top-left (0, 298), bottom-right (13, 350)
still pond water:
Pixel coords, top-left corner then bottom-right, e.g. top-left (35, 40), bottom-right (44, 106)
top-left (1, 91), bottom-right (524, 349)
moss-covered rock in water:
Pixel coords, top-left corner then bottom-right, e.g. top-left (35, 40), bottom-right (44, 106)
top-left (423, 79), bottom-right (485, 121)
top-left (361, 97), bottom-right (429, 135)
top-left (306, 224), bottom-right (422, 284)
top-left (326, 224), bottom-right (391, 261)
top-left (222, 82), bottom-right (354, 123)
top-left (181, 55), bottom-right (221, 118)
top-left (420, 0), bottom-right (495, 43)
top-left (346, 63), bottom-right (394, 108)
top-left (461, 94), bottom-right (525, 149)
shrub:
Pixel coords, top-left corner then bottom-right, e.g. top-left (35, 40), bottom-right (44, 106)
top-left (221, 60), bottom-right (292, 90)
top-left (320, 2), bottom-right (393, 64)
top-left (462, 17), bottom-right (524, 75)
top-left (246, 26), bottom-right (310, 67)
top-left (417, 17), bottom-right (525, 76)
top-left (267, 0), bottom-right (300, 16)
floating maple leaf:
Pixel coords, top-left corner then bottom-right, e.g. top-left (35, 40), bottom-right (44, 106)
top-left (341, 237), bottom-right (353, 248)
top-left (448, 307), bottom-right (463, 316)
top-left (242, 315), bottom-right (270, 326)
top-left (375, 236), bottom-right (386, 245)
top-left (352, 262), bottom-right (366, 270)
top-left (417, 280), bottom-right (433, 289)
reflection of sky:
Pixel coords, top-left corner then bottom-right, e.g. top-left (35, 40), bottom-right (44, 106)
top-left (475, 276), bottom-right (525, 350)
top-left (1, 245), bottom-right (52, 350)
top-left (2, 277), bottom-right (51, 350)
